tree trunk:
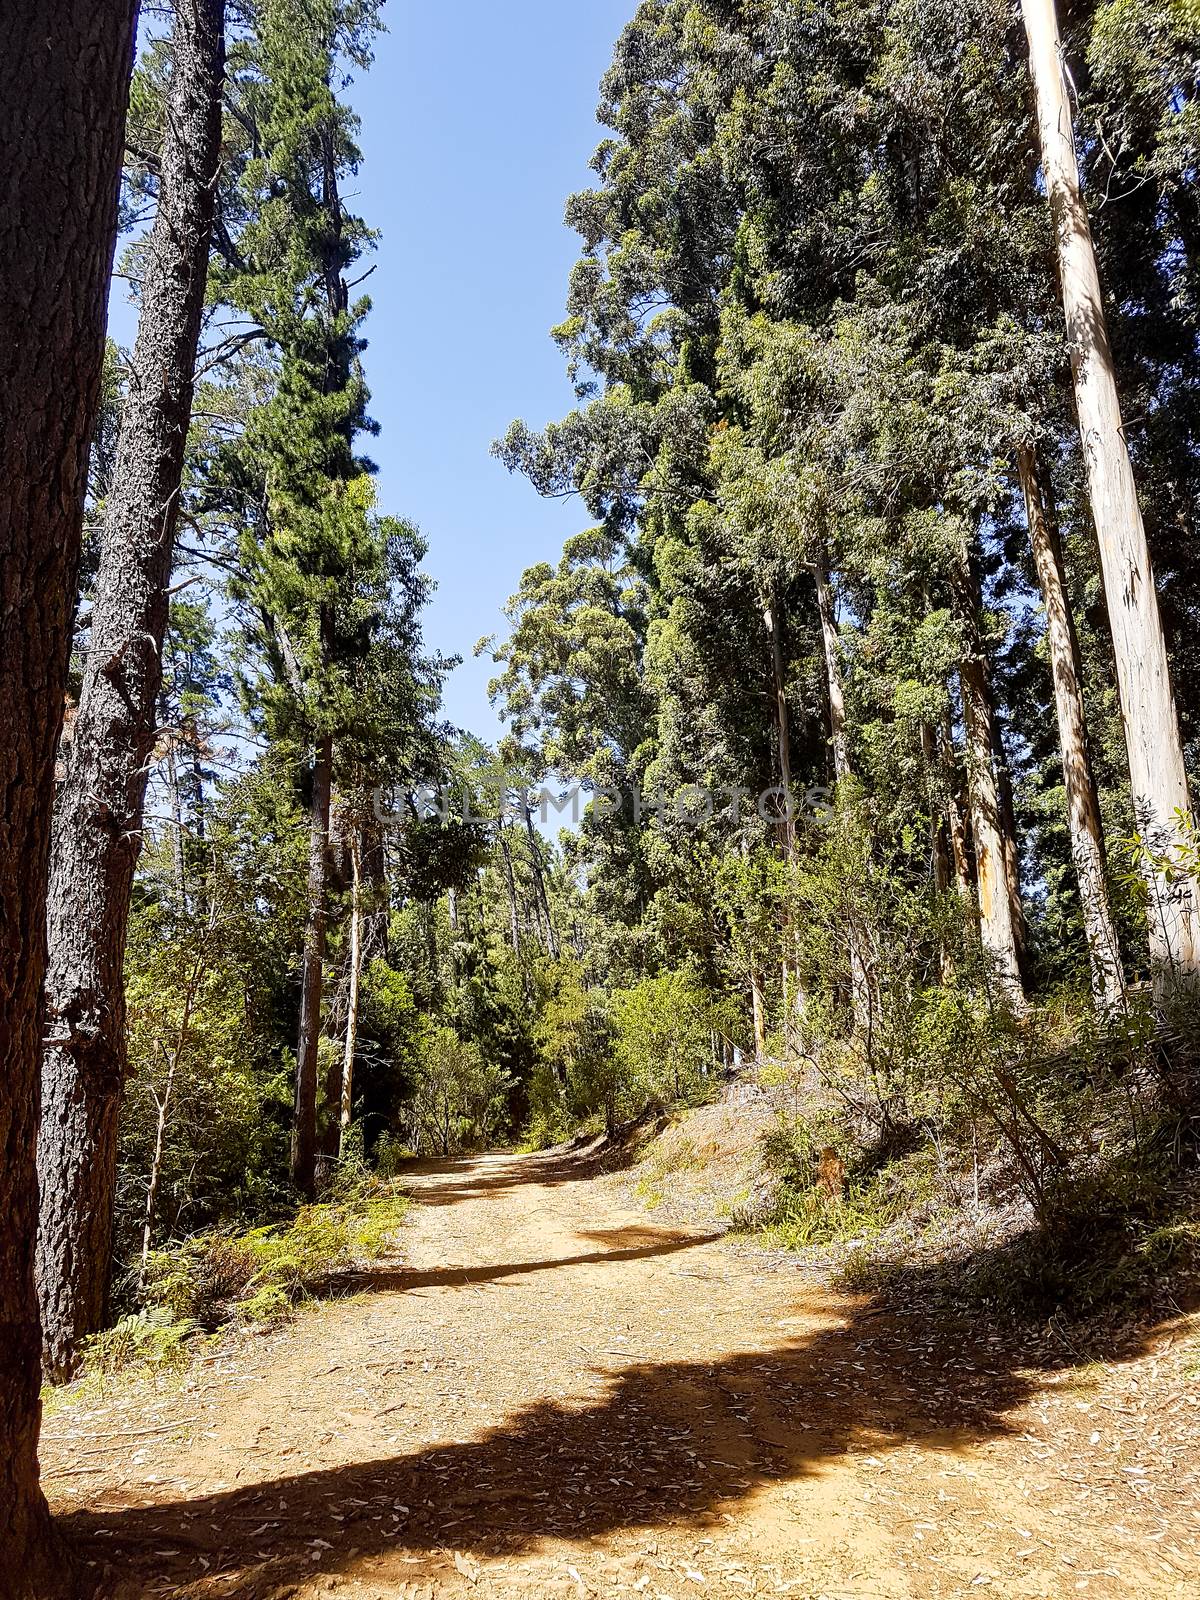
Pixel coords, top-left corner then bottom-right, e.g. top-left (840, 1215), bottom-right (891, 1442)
top-left (815, 560), bottom-right (851, 783)
top-left (943, 714), bottom-right (975, 902)
top-left (750, 966), bottom-right (767, 1059)
top-left (763, 590), bottom-right (795, 856)
top-left (140, 1058), bottom-right (178, 1284)
top-left (524, 805), bottom-right (561, 959)
top-left (339, 824), bottom-right (362, 1154)
top-left (38, 0), bottom-right (227, 1382)
top-left (0, 1), bottom-right (137, 1587)
top-left (815, 558), bottom-right (871, 1029)
top-left (1021, 0), bottom-right (1200, 979)
top-left (957, 566), bottom-right (1027, 1010)
top-left (499, 821), bottom-right (521, 953)
top-left (1018, 442), bottom-right (1125, 1009)
top-left (990, 703), bottom-right (1030, 977)
top-left (293, 734), bottom-right (333, 1196)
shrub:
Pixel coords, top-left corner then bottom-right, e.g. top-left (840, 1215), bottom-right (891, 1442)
top-left (141, 1187), bottom-right (410, 1332)
top-left (611, 968), bottom-right (736, 1112)
top-left (407, 1024), bottom-right (512, 1156)
top-left (83, 1308), bottom-right (200, 1375)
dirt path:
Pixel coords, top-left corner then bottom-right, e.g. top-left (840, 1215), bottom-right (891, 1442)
top-left (45, 1149), bottom-right (1199, 1599)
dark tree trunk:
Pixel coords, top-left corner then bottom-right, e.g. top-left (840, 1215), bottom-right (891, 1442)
top-left (524, 805), bottom-right (560, 960)
top-left (37, 0), bottom-right (227, 1383)
top-left (499, 820), bottom-right (521, 953)
top-left (0, 2), bottom-right (137, 1589)
top-left (293, 734), bottom-right (334, 1196)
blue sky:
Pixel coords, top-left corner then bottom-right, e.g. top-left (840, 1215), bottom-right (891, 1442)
top-left (345, 1), bottom-right (633, 739)
top-left (355, 1), bottom-right (633, 742)
top-left (110, 1), bottom-right (632, 744)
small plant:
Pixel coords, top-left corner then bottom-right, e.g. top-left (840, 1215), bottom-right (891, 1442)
top-left (140, 1186), bottom-right (411, 1334)
top-left (83, 1307), bottom-right (200, 1376)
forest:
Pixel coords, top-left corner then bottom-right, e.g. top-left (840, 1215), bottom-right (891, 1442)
top-left (2, 0), bottom-right (1200, 1595)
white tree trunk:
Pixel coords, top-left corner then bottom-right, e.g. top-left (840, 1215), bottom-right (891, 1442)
top-left (1018, 443), bottom-right (1125, 1009)
top-left (956, 561), bottom-right (1027, 1014)
top-left (1021, 0), bottom-right (1199, 979)
top-left (815, 558), bottom-right (871, 1030)
top-left (815, 560), bottom-right (851, 783)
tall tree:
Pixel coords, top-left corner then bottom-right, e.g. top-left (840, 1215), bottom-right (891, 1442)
top-left (222, 0), bottom-right (383, 1194)
top-left (1021, 0), bottom-right (1200, 979)
top-left (0, 1), bottom-right (138, 1588)
top-left (37, 0), bottom-right (228, 1383)
top-left (1017, 442), bottom-right (1125, 1009)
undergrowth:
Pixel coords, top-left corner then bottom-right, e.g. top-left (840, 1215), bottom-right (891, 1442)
top-left (736, 999), bottom-right (1200, 1326)
top-left (80, 1179), bottom-right (410, 1380)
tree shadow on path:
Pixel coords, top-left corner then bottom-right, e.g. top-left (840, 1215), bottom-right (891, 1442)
top-left (69, 1257), bottom-right (1175, 1599)
top-left (349, 1225), bottom-right (724, 1292)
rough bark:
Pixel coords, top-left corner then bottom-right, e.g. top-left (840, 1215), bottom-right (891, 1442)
top-left (0, 2), bottom-right (137, 1588)
top-left (293, 734), bottom-right (333, 1196)
top-left (956, 566), bottom-right (1027, 1011)
top-left (37, 0), bottom-right (226, 1382)
top-left (1018, 442), bottom-right (1125, 1009)
top-left (1021, 0), bottom-right (1200, 978)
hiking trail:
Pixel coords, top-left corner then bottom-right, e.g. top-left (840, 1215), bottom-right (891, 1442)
top-left (44, 1147), bottom-right (1199, 1598)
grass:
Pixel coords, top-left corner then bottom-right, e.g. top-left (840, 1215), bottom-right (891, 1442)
top-left (633, 1129), bottom-right (703, 1211)
top-left (75, 1181), bottom-right (411, 1382)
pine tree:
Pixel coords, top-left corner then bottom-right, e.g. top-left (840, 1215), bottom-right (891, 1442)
top-left (0, 1), bottom-right (138, 1587)
top-left (220, 0), bottom-right (385, 1194)
top-left (37, 0), bottom-right (227, 1384)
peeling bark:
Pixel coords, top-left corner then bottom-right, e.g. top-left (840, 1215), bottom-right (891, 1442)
top-left (1022, 0), bottom-right (1200, 980)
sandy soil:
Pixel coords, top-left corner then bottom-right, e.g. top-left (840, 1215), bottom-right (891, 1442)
top-left (43, 1147), bottom-right (1200, 1599)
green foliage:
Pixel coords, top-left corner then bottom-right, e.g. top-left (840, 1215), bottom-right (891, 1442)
top-left (141, 1187), bottom-right (409, 1333)
top-left (611, 969), bottom-right (734, 1112)
top-left (82, 1309), bottom-right (201, 1378)
top-left (406, 1024), bottom-right (512, 1158)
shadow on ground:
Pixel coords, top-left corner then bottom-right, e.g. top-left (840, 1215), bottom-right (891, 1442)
top-left (70, 1153), bottom-right (1185, 1598)
top-left (349, 1225), bottom-right (723, 1293)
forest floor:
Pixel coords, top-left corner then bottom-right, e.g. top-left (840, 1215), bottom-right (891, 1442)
top-left (45, 1145), bottom-right (1200, 1600)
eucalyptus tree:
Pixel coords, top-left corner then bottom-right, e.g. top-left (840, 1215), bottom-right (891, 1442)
top-left (1022, 0), bottom-right (1200, 980)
